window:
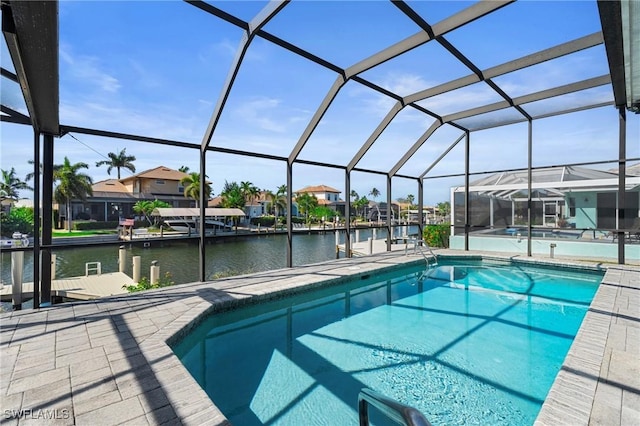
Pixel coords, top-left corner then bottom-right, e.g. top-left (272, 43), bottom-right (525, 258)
top-left (156, 180), bottom-right (165, 184)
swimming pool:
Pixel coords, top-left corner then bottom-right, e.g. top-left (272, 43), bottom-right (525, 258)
top-left (172, 259), bottom-right (602, 425)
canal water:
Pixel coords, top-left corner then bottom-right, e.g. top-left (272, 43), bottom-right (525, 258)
top-left (1, 227), bottom-right (417, 310)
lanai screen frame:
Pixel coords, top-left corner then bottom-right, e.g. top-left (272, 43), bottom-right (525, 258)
top-left (0, 0), bottom-right (636, 309)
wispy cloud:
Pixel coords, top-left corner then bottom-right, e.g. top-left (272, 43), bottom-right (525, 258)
top-left (380, 72), bottom-right (433, 97)
top-left (60, 44), bottom-right (121, 93)
top-left (232, 97), bottom-right (286, 133)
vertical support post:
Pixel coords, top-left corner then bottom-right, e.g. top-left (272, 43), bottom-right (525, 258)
top-left (464, 131), bottom-right (470, 251)
top-left (345, 170), bottom-right (351, 258)
top-left (386, 174), bottom-right (392, 251)
top-left (199, 149), bottom-right (206, 281)
top-left (617, 106), bottom-right (626, 264)
top-left (32, 130), bottom-right (40, 309)
top-left (418, 177), bottom-right (424, 240)
top-left (11, 236), bottom-right (25, 310)
top-left (40, 133), bottom-right (54, 306)
top-left (50, 254), bottom-right (56, 280)
top-left (368, 237), bottom-right (373, 255)
top-left (489, 197), bottom-right (494, 228)
top-left (286, 161), bottom-right (293, 267)
top-left (527, 119), bottom-right (533, 257)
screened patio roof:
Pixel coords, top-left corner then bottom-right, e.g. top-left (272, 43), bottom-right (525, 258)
top-left (453, 165), bottom-right (640, 200)
top-left (1, 0), bottom-right (637, 182)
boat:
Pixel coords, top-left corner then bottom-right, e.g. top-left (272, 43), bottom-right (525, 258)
top-left (163, 219), bottom-right (232, 234)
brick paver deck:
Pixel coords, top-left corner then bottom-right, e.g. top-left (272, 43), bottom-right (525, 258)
top-left (1, 251), bottom-right (638, 425)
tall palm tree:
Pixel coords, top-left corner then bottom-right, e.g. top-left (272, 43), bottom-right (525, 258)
top-left (180, 172), bottom-right (212, 207)
top-left (369, 187), bottom-right (380, 200)
top-left (53, 157), bottom-right (93, 231)
top-left (296, 192), bottom-right (318, 225)
top-left (369, 187), bottom-right (381, 221)
top-left (0, 168), bottom-right (33, 202)
top-left (95, 148), bottom-right (136, 179)
top-left (240, 181), bottom-right (259, 206)
top-left (264, 185), bottom-right (287, 230)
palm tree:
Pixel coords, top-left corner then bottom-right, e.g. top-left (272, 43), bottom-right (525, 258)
top-left (264, 185), bottom-right (287, 230)
top-left (0, 168), bottom-right (33, 202)
top-left (369, 187), bottom-right (380, 200)
top-left (220, 181), bottom-right (245, 231)
top-left (180, 172), bottom-right (212, 207)
top-left (350, 190), bottom-right (359, 221)
top-left (178, 165), bottom-right (190, 173)
top-left (95, 148), bottom-right (136, 179)
top-left (369, 187), bottom-right (381, 222)
top-left (240, 181), bottom-right (260, 206)
top-left (296, 192), bottom-right (318, 226)
top-left (133, 199), bottom-right (170, 226)
top-left (437, 201), bottom-right (451, 222)
top-left (53, 157), bottom-right (93, 231)
top-left (355, 196), bottom-right (369, 220)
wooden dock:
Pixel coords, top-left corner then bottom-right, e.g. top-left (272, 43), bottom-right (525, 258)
top-left (0, 272), bottom-right (133, 302)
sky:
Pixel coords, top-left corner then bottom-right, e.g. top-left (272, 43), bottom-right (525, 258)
top-left (1, 0), bottom-right (639, 206)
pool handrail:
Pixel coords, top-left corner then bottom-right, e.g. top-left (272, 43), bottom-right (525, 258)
top-left (358, 388), bottom-right (432, 426)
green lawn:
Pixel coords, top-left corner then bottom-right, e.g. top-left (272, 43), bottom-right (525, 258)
top-left (52, 230), bottom-right (118, 237)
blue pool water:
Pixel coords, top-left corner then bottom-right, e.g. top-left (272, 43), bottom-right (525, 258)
top-left (172, 259), bottom-right (602, 425)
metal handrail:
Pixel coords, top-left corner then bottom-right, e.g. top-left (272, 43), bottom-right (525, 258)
top-left (410, 237), bottom-right (438, 267)
top-left (358, 388), bottom-right (432, 426)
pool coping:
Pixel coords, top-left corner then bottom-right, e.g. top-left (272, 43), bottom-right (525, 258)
top-left (1, 250), bottom-right (638, 425)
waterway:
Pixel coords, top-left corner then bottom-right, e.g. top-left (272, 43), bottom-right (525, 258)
top-left (1, 227), bottom-right (418, 310)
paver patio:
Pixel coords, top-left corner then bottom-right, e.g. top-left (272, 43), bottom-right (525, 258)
top-left (1, 250), bottom-right (638, 425)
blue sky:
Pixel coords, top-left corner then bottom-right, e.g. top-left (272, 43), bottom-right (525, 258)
top-left (1, 0), bottom-right (639, 205)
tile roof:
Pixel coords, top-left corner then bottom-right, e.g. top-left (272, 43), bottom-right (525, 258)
top-left (119, 166), bottom-right (188, 182)
top-left (92, 179), bottom-right (129, 193)
top-left (295, 185), bottom-right (341, 194)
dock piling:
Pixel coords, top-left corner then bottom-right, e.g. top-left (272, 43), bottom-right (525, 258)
top-left (150, 260), bottom-right (160, 284)
top-left (11, 251), bottom-right (24, 310)
top-left (118, 245), bottom-right (126, 273)
top-left (133, 256), bottom-right (141, 283)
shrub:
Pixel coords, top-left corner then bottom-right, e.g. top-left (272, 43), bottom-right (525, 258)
top-left (0, 207), bottom-right (34, 237)
top-left (72, 220), bottom-right (145, 230)
top-left (251, 216), bottom-right (275, 227)
top-left (423, 223), bottom-right (450, 248)
top-left (123, 272), bottom-right (175, 293)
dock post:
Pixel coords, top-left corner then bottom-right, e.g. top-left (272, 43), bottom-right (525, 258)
top-left (355, 229), bottom-right (360, 243)
top-left (11, 251), bottom-right (24, 310)
top-left (373, 229), bottom-right (377, 240)
top-left (10, 232), bottom-right (27, 310)
top-left (132, 256), bottom-right (141, 283)
top-left (368, 237), bottom-right (373, 255)
top-left (118, 245), bottom-right (126, 273)
top-left (150, 260), bottom-right (160, 284)
top-left (51, 253), bottom-right (56, 280)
